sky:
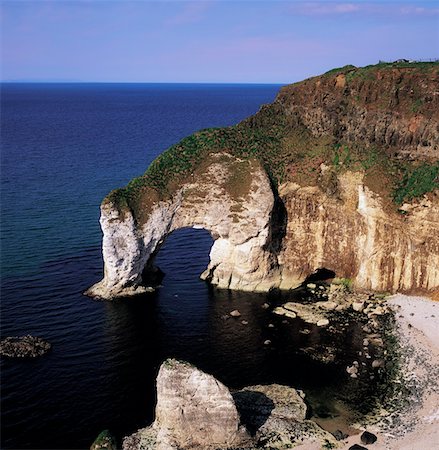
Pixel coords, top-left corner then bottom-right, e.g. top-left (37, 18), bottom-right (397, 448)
top-left (1, 0), bottom-right (438, 83)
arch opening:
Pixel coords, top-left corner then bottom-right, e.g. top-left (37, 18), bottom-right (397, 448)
top-left (142, 227), bottom-right (215, 287)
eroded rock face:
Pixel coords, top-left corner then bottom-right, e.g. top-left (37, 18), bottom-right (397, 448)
top-left (277, 68), bottom-right (439, 159)
top-left (86, 155), bottom-right (280, 299)
top-left (278, 172), bottom-right (439, 292)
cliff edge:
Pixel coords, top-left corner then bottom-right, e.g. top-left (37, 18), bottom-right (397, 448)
top-left (86, 62), bottom-right (439, 299)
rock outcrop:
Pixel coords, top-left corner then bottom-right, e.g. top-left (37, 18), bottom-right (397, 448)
top-left (278, 172), bottom-right (439, 292)
top-left (0, 335), bottom-right (51, 358)
top-left (86, 155), bottom-right (280, 299)
top-left (123, 359), bottom-right (250, 450)
top-left (122, 360), bottom-right (335, 450)
top-left (88, 62), bottom-right (439, 299)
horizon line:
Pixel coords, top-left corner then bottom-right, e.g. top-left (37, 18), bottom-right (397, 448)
top-left (1, 80), bottom-right (287, 85)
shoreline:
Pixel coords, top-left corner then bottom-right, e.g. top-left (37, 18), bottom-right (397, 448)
top-left (299, 294), bottom-right (439, 450)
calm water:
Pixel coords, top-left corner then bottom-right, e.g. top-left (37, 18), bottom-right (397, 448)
top-left (1, 84), bottom-right (364, 449)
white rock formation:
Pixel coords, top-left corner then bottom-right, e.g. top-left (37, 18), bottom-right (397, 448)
top-left (86, 155), bottom-right (280, 299)
top-left (278, 171), bottom-right (439, 293)
top-left (123, 359), bottom-right (249, 450)
top-left (86, 157), bottom-right (439, 299)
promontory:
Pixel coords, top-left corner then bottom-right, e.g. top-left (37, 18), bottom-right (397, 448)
top-left (86, 61), bottom-right (439, 300)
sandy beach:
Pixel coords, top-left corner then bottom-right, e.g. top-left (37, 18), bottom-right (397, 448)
top-left (300, 294), bottom-right (439, 450)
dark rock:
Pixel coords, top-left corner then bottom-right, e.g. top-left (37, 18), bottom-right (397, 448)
top-left (332, 429), bottom-right (349, 441)
top-left (349, 445), bottom-right (368, 450)
top-left (0, 335), bottom-right (51, 358)
top-left (90, 430), bottom-right (117, 450)
top-left (361, 430), bottom-right (378, 444)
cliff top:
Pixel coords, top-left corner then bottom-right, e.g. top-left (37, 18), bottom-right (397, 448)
top-left (107, 61), bottom-right (439, 223)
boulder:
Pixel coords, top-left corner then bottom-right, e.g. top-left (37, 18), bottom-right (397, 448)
top-left (90, 430), bottom-right (117, 450)
top-left (125, 359), bottom-right (249, 450)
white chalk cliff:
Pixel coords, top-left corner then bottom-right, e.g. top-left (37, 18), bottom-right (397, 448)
top-left (86, 155), bottom-right (281, 299)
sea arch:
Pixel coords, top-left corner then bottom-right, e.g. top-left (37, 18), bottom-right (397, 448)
top-left (86, 154), bottom-right (283, 299)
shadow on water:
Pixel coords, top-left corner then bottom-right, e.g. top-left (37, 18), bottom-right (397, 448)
top-left (2, 228), bottom-right (375, 449)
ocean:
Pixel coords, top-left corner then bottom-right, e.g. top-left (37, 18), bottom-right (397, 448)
top-left (1, 83), bottom-right (363, 449)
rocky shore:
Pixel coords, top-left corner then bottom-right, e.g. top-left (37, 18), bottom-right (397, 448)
top-left (88, 289), bottom-right (439, 450)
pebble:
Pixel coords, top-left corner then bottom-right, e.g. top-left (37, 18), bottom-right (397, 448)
top-left (230, 310), bottom-right (241, 317)
top-left (316, 318), bottom-right (329, 327)
top-left (263, 340), bottom-right (271, 345)
top-left (241, 320), bottom-right (248, 325)
top-left (372, 359), bottom-right (385, 368)
top-left (353, 302), bottom-right (365, 312)
top-left (307, 283), bottom-right (317, 289)
top-left (361, 430), bottom-right (377, 444)
top-left (268, 323), bottom-right (274, 328)
top-left (261, 303), bottom-right (270, 309)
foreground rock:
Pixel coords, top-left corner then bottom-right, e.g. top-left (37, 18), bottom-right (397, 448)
top-left (0, 335), bottom-right (51, 358)
top-left (124, 359), bottom-right (250, 450)
top-left (233, 384), bottom-right (336, 449)
top-left (123, 360), bottom-right (335, 450)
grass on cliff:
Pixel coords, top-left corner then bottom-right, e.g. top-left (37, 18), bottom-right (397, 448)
top-left (107, 62), bottom-right (439, 218)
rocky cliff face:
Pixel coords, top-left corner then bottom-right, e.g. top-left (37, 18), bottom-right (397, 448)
top-left (278, 171), bottom-right (439, 292)
top-left (87, 62), bottom-right (439, 299)
top-left (276, 66), bottom-right (439, 160)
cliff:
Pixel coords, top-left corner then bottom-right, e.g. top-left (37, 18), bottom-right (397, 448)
top-left (86, 62), bottom-right (439, 299)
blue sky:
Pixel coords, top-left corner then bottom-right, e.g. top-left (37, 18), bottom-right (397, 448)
top-left (1, 0), bottom-right (438, 83)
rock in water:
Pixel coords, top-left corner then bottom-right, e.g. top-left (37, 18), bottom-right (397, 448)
top-left (0, 335), bottom-right (51, 358)
top-left (90, 430), bottom-right (117, 450)
top-left (124, 361), bottom-right (337, 450)
top-left (361, 430), bottom-right (377, 444)
top-left (146, 359), bottom-right (249, 449)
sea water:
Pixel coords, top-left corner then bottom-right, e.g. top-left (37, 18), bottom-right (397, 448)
top-left (1, 83), bottom-right (366, 449)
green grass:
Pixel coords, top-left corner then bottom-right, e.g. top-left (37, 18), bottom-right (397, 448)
top-left (393, 163), bottom-right (439, 204)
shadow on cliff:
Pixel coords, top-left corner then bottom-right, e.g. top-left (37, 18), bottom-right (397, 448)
top-left (265, 193), bottom-right (287, 257)
top-left (232, 390), bottom-right (275, 435)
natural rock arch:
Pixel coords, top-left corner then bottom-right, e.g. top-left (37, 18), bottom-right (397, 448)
top-left (86, 155), bottom-right (283, 299)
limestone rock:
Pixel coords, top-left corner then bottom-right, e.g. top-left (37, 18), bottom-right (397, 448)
top-left (233, 384), bottom-right (336, 449)
top-left (130, 359), bottom-right (249, 450)
top-left (273, 302), bottom-right (328, 325)
top-left (88, 66), bottom-right (439, 300)
top-left (86, 155), bottom-right (281, 299)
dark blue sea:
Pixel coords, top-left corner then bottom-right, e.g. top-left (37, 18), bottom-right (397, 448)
top-left (1, 84), bottom-right (364, 449)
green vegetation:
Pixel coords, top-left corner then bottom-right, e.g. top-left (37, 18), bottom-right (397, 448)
top-left (393, 163), bottom-right (439, 204)
top-left (323, 64), bottom-right (356, 76)
top-left (411, 98), bottom-right (423, 113)
top-left (107, 61), bottom-right (439, 218)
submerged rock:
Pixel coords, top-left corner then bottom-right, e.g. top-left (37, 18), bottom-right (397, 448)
top-left (90, 430), bottom-right (117, 450)
top-left (0, 335), bottom-right (51, 358)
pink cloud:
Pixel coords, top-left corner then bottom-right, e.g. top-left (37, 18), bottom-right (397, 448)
top-left (164, 1), bottom-right (213, 26)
